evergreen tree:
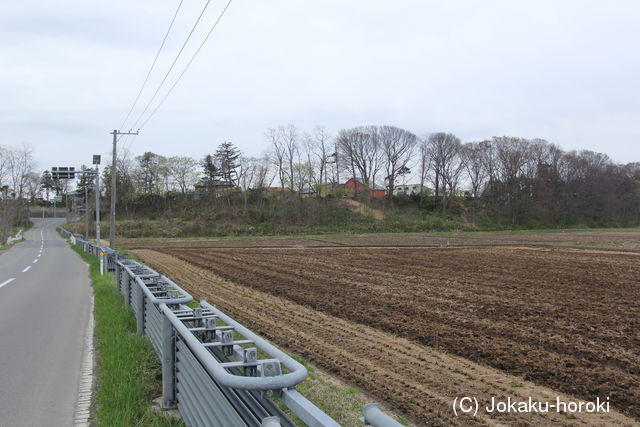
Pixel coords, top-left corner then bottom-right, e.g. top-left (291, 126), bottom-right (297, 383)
top-left (40, 170), bottom-right (55, 200)
top-left (200, 154), bottom-right (220, 192)
top-left (76, 165), bottom-right (95, 195)
top-left (213, 142), bottom-right (241, 186)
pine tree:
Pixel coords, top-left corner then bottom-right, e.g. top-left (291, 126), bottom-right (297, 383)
top-left (76, 165), bottom-right (95, 195)
top-left (40, 170), bottom-right (55, 200)
top-left (213, 142), bottom-right (240, 186)
top-left (200, 154), bottom-right (220, 192)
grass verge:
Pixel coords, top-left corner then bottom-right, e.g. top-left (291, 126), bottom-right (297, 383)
top-left (0, 222), bottom-right (32, 250)
top-left (279, 356), bottom-right (411, 427)
top-left (70, 244), bottom-right (183, 426)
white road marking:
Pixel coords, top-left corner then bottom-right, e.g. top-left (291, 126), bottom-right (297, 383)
top-left (22, 266), bottom-right (31, 273)
top-left (73, 295), bottom-right (95, 426)
top-left (0, 278), bottom-right (16, 289)
top-left (33, 259), bottom-right (38, 264)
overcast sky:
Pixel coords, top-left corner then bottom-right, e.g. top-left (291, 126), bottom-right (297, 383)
top-left (1, 0), bottom-right (639, 174)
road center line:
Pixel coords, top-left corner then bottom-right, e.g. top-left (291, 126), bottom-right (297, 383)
top-left (0, 278), bottom-right (16, 289)
top-left (33, 259), bottom-right (38, 264)
top-left (22, 266), bottom-right (31, 273)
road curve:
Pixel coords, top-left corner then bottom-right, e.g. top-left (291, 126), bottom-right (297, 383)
top-left (0, 218), bottom-right (92, 426)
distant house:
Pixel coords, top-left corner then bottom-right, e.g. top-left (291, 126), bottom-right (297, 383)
top-left (393, 184), bottom-right (426, 196)
top-left (344, 178), bottom-right (386, 197)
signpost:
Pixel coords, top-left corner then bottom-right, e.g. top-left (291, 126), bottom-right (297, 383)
top-left (93, 155), bottom-right (101, 245)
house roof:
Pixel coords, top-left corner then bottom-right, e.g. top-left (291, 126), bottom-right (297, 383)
top-left (345, 178), bottom-right (386, 190)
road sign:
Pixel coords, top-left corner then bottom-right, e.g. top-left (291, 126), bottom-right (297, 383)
top-left (93, 155), bottom-right (101, 165)
top-left (52, 167), bottom-right (76, 179)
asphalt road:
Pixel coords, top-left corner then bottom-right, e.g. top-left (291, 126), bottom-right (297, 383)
top-left (0, 218), bottom-right (92, 426)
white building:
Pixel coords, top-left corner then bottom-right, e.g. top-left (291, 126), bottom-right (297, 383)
top-left (393, 184), bottom-right (426, 196)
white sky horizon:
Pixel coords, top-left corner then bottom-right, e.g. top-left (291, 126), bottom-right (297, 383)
top-left (1, 0), bottom-right (638, 173)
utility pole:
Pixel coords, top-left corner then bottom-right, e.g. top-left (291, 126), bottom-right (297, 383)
top-left (109, 129), bottom-right (139, 249)
top-left (85, 184), bottom-right (89, 239)
top-left (95, 164), bottom-right (101, 244)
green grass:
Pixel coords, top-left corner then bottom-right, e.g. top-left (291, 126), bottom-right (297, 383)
top-left (65, 215), bottom-right (640, 246)
top-left (70, 244), bottom-right (183, 426)
top-left (107, 225), bottom-right (640, 249)
top-left (274, 354), bottom-right (410, 426)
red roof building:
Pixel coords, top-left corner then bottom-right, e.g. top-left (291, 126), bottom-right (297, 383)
top-left (344, 178), bottom-right (386, 197)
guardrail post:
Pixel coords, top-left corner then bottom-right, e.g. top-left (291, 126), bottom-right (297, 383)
top-left (136, 284), bottom-right (145, 335)
top-left (124, 275), bottom-right (131, 307)
top-left (115, 263), bottom-right (122, 292)
top-left (161, 312), bottom-right (177, 409)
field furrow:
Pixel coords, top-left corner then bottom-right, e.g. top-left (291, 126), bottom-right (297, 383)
top-left (132, 247), bottom-right (639, 425)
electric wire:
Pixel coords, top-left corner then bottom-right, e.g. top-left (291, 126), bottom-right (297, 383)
top-left (139, 0), bottom-right (233, 130)
top-left (129, 0), bottom-right (214, 132)
top-left (119, 0), bottom-right (185, 132)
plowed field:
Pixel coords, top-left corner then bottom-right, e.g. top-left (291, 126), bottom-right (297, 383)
top-left (134, 245), bottom-right (640, 425)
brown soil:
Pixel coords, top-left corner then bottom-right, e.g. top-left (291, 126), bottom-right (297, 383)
top-left (133, 246), bottom-right (639, 426)
top-left (339, 199), bottom-right (385, 220)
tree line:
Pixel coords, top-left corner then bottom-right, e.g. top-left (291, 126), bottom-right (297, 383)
top-left (0, 144), bottom-right (37, 241)
top-left (85, 125), bottom-right (640, 227)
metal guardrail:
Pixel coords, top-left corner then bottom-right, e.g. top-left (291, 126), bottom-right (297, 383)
top-left (360, 404), bottom-right (404, 427)
top-left (60, 227), bottom-right (401, 427)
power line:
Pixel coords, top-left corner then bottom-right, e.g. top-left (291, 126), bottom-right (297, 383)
top-left (129, 0), bottom-right (214, 131)
top-left (119, 0), bottom-right (185, 131)
top-left (140, 0), bottom-right (234, 130)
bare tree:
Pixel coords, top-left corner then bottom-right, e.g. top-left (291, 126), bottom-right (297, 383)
top-left (304, 126), bottom-right (334, 195)
top-left (379, 125), bottom-right (417, 200)
top-left (461, 142), bottom-right (489, 199)
top-left (237, 155), bottom-right (270, 191)
top-left (490, 136), bottom-right (534, 223)
top-left (427, 133), bottom-right (464, 208)
top-left (116, 147), bottom-right (136, 215)
top-left (461, 141), bottom-right (489, 223)
top-left (336, 126), bottom-right (381, 196)
top-left (24, 172), bottom-right (41, 201)
top-left (417, 137), bottom-right (431, 198)
top-left (280, 125), bottom-right (299, 193)
top-left (266, 127), bottom-right (288, 191)
top-left (6, 144), bottom-right (36, 199)
top-left (0, 145), bottom-right (9, 190)
top-left (169, 156), bottom-right (199, 193)
top-left (237, 155), bottom-right (270, 212)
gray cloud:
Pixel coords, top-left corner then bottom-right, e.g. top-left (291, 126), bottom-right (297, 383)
top-left (1, 0), bottom-right (638, 172)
